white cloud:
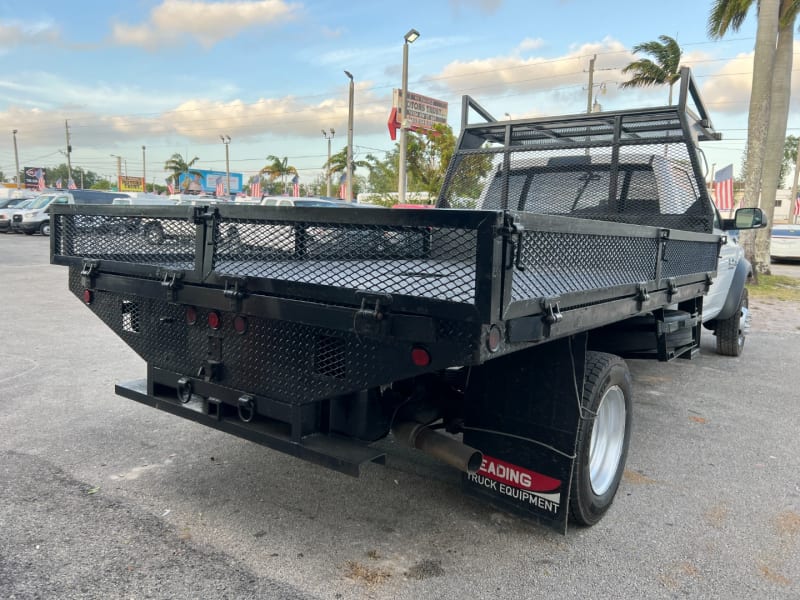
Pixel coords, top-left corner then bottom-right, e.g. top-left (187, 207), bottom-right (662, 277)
top-left (0, 20), bottom-right (60, 49)
top-left (517, 37), bottom-right (545, 52)
top-left (111, 0), bottom-right (301, 49)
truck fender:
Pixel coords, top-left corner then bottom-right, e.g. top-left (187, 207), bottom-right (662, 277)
top-left (713, 258), bottom-right (751, 322)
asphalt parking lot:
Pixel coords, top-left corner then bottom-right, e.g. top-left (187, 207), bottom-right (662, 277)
top-left (1, 232), bottom-right (799, 599)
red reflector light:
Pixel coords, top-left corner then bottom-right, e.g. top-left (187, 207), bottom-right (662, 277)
top-left (207, 311), bottom-right (221, 330)
top-left (83, 289), bottom-right (93, 304)
top-left (185, 306), bottom-right (197, 325)
top-left (233, 315), bottom-right (247, 334)
top-left (411, 346), bottom-right (431, 367)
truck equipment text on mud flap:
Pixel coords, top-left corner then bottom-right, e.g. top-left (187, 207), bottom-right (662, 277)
top-left (50, 68), bottom-right (766, 532)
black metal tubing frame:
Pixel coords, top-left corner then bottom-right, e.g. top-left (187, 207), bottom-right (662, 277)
top-left (444, 67), bottom-right (718, 216)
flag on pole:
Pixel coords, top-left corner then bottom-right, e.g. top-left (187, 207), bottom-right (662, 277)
top-left (251, 176), bottom-right (262, 198)
top-left (166, 178), bottom-right (175, 195)
top-left (713, 164), bottom-right (734, 211)
top-left (35, 168), bottom-right (45, 191)
top-left (338, 172), bottom-right (346, 200)
top-left (68, 178), bottom-right (77, 190)
top-left (55, 178), bottom-right (63, 189)
top-left (291, 174), bottom-right (299, 197)
top-left (215, 180), bottom-right (224, 197)
top-left (794, 193), bottom-right (800, 217)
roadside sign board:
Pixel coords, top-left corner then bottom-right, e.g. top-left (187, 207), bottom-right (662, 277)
top-left (392, 90), bottom-right (448, 133)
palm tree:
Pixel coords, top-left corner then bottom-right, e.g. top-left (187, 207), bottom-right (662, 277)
top-left (163, 153), bottom-right (201, 192)
top-left (261, 155), bottom-right (298, 193)
top-left (708, 0), bottom-right (795, 274)
top-left (620, 35), bottom-right (683, 104)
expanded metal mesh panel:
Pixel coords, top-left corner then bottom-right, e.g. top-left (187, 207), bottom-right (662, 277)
top-left (69, 266), bottom-right (478, 404)
top-left (510, 231), bottom-right (659, 301)
top-left (442, 120), bottom-right (713, 233)
top-left (662, 239), bottom-right (720, 278)
top-left (212, 217), bottom-right (479, 303)
top-left (55, 214), bottom-right (196, 271)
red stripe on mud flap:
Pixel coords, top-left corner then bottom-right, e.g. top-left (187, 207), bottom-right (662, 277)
top-left (478, 455), bottom-right (561, 493)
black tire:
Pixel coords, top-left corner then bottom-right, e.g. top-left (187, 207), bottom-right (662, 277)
top-left (570, 351), bottom-right (633, 527)
top-left (39, 220), bottom-right (50, 236)
top-left (715, 287), bottom-right (749, 357)
top-left (143, 222), bottom-right (165, 245)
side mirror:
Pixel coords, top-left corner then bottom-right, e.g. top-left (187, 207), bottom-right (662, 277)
top-left (721, 207), bottom-right (768, 231)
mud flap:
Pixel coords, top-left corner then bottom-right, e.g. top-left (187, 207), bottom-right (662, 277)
top-left (462, 334), bottom-right (586, 533)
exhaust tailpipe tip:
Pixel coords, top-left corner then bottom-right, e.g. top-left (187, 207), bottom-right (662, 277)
top-left (394, 421), bottom-right (483, 474)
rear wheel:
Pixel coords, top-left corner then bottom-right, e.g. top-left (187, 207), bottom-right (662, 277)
top-left (570, 351), bottom-right (632, 526)
top-left (39, 220), bottom-right (50, 236)
top-left (715, 287), bottom-right (749, 357)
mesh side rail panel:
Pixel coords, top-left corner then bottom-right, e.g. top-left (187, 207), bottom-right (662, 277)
top-left (212, 217), bottom-right (480, 304)
top-left (53, 212), bottom-right (197, 273)
top-left (662, 239), bottom-right (720, 279)
top-left (511, 231), bottom-right (660, 302)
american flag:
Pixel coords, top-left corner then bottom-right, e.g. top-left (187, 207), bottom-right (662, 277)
top-left (215, 180), bottom-right (224, 197)
top-left (251, 176), bottom-right (261, 198)
top-left (36, 168), bottom-right (45, 191)
top-left (713, 164), bottom-right (734, 211)
top-left (68, 178), bottom-right (77, 190)
top-left (55, 178), bottom-right (63, 189)
top-left (291, 174), bottom-right (299, 197)
top-left (166, 178), bottom-right (175, 194)
top-left (794, 193), bottom-right (800, 217)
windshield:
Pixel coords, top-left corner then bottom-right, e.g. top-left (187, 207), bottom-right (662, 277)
top-left (27, 195), bottom-right (56, 209)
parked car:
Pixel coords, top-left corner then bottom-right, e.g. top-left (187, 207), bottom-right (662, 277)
top-left (0, 198), bottom-right (34, 233)
top-left (770, 224), bottom-right (800, 260)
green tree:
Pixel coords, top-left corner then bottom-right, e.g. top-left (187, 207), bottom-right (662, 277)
top-left (620, 35), bottom-right (683, 104)
top-left (261, 155), bottom-right (298, 194)
top-left (164, 153), bottom-right (201, 190)
top-left (405, 124), bottom-right (457, 200)
top-left (708, 0), bottom-right (796, 274)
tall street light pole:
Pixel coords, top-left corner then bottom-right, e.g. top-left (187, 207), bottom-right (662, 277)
top-left (344, 71), bottom-right (354, 202)
top-left (322, 128), bottom-right (335, 197)
top-left (398, 28), bottom-right (419, 204)
top-left (220, 135), bottom-right (231, 196)
top-left (12, 129), bottom-right (20, 189)
top-left (142, 145), bottom-right (146, 192)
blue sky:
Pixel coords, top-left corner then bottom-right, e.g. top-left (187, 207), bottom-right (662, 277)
top-left (0, 0), bottom-right (786, 188)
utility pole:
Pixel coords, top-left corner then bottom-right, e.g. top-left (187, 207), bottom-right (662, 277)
top-left (789, 138), bottom-right (800, 224)
top-left (110, 154), bottom-right (122, 189)
top-left (12, 129), bottom-right (21, 189)
top-left (344, 71), bottom-right (354, 202)
top-left (398, 28), bottom-right (420, 204)
top-left (65, 120), bottom-right (73, 183)
top-left (586, 55), bottom-right (596, 114)
top-left (142, 145), bottom-right (146, 192)
top-left (322, 129), bottom-right (334, 197)
top-left (220, 135), bottom-right (231, 196)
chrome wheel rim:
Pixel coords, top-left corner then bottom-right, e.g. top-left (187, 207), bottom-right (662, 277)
top-left (589, 385), bottom-right (626, 496)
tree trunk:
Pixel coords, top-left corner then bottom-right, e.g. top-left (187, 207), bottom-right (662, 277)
top-left (754, 16), bottom-right (795, 274)
top-left (740, 0), bottom-right (780, 277)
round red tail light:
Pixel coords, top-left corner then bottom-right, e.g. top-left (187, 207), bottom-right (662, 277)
top-left (185, 306), bottom-right (198, 325)
top-left (487, 324), bottom-right (502, 352)
top-left (207, 310), bottom-right (221, 330)
top-left (411, 346), bottom-right (431, 367)
top-left (83, 289), bottom-right (93, 304)
top-left (233, 315), bottom-right (247, 334)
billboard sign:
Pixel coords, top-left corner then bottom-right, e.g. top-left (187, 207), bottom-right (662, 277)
top-left (24, 167), bottom-right (46, 189)
top-left (177, 169), bottom-right (243, 194)
top-left (119, 176), bottom-right (145, 192)
top-left (392, 90), bottom-right (448, 133)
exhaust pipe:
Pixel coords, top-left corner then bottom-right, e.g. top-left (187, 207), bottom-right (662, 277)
top-left (393, 421), bottom-right (483, 474)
